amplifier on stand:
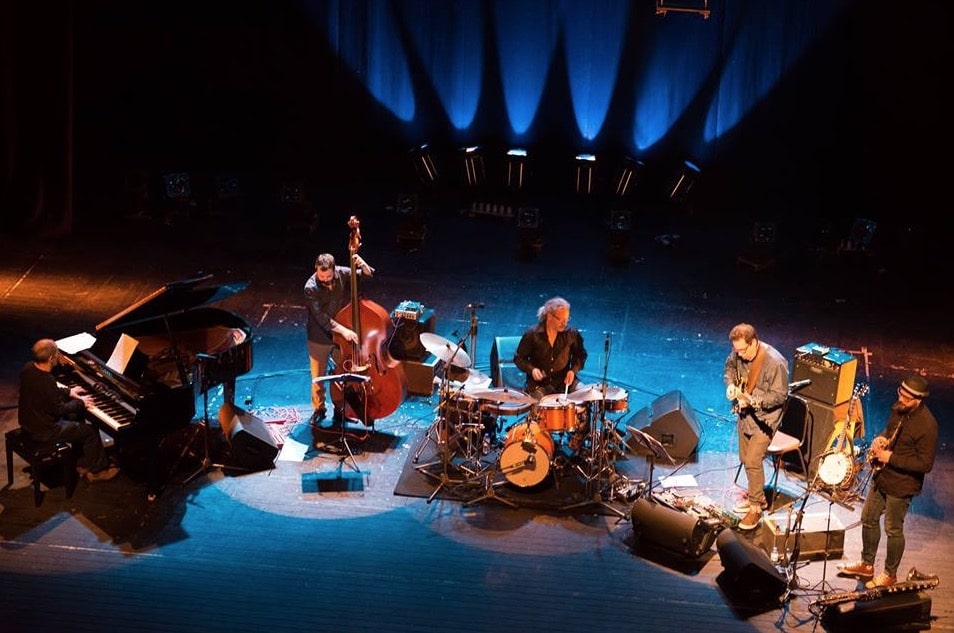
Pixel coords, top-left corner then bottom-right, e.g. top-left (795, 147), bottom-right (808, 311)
top-left (792, 343), bottom-right (857, 406)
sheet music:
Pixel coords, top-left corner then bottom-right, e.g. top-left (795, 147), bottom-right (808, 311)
top-left (56, 332), bottom-right (96, 355)
top-left (106, 333), bottom-right (139, 374)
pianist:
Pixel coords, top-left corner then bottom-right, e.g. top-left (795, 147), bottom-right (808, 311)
top-left (17, 338), bottom-right (120, 482)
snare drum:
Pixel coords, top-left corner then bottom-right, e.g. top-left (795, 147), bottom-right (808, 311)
top-left (536, 394), bottom-right (581, 432)
top-left (498, 422), bottom-right (555, 488)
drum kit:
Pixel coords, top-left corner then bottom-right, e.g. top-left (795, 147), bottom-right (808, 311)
top-left (412, 332), bottom-right (633, 510)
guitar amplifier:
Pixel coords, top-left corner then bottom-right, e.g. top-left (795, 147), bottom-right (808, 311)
top-left (792, 343), bottom-right (857, 405)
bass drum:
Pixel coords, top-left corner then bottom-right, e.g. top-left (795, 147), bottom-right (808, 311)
top-left (498, 422), bottom-right (554, 488)
top-left (817, 451), bottom-right (854, 488)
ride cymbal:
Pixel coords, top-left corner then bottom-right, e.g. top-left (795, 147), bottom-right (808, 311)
top-left (419, 332), bottom-right (472, 368)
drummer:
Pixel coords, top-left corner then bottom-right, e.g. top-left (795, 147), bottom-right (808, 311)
top-left (513, 297), bottom-right (589, 448)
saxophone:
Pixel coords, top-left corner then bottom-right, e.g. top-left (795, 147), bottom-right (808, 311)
top-left (867, 414), bottom-right (905, 473)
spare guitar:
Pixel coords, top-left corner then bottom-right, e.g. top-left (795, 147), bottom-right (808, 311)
top-left (816, 382), bottom-right (868, 489)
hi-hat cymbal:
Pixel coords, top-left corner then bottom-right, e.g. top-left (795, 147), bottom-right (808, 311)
top-left (419, 332), bottom-right (472, 368)
top-left (567, 384), bottom-right (627, 403)
top-left (466, 387), bottom-right (537, 406)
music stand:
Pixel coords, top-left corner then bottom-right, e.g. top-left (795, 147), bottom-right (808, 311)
top-left (625, 426), bottom-right (675, 495)
top-left (313, 373), bottom-right (372, 473)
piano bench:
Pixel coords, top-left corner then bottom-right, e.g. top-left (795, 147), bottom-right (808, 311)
top-left (5, 427), bottom-right (78, 507)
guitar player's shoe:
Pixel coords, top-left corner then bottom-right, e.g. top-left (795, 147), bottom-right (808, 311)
top-left (737, 509), bottom-right (761, 531)
top-left (837, 560), bottom-right (874, 579)
top-left (865, 572), bottom-right (897, 589)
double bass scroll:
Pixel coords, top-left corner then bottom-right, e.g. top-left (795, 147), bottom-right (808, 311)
top-left (330, 216), bottom-right (406, 424)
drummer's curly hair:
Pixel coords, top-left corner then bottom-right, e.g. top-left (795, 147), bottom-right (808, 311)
top-left (537, 296), bottom-right (570, 323)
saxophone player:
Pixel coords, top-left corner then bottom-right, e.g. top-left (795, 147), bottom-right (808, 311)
top-left (837, 375), bottom-right (938, 589)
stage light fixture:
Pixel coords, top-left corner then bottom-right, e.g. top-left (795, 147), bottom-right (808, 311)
top-left (669, 160), bottom-right (701, 204)
top-left (410, 144), bottom-right (439, 185)
top-left (614, 157), bottom-right (644, 198)
top-left (461, 146), bottom-right (485, 188)
top-left (655, 0), bottom-right (710, 19)
top-left (506, 148), bottom-right (528, 191)
top-left (575, 153), bottom-right (596, 195)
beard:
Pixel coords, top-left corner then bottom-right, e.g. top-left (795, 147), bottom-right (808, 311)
top-left (892, 399), bottom-right (918, 415)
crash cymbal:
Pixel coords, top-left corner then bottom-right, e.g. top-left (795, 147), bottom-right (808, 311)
top-left (419, 332), bottom-right (472, 368)
top-left (567, 384), bottom-right (627, 403)
top-left (466, 387), bottom-right (537, 406)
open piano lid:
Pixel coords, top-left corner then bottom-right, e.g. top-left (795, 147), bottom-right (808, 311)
top-left (95, 274), bottom-right (249, 332)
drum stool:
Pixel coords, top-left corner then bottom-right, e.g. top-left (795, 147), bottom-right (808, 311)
top-left (5, 427), bottom-right (78, 507)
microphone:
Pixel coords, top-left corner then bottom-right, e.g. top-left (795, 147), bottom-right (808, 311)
top-left (467, 302), bottom-right (485, 309)
top-left (789, 379), bottom-right (811, 390)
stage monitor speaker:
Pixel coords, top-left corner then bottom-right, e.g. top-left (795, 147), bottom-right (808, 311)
top-left (219, 405), bottom-right (279, 472)
top-left (716, 529), bottom-right (787, 604)
top-left (630, 497), bottom-right (717, 558)
top-left (780, 397), bottom-right (864, 479)
top-left (490, 336), bottom-right (523, 390)
top-left (821, 591), bottom-right (932, 632)
top-left (388, 308), bottom-right (436, 361)
top-left (629, 390), bottom-right (701, 461)
top-left (792, 343), bottom-right (857, 405)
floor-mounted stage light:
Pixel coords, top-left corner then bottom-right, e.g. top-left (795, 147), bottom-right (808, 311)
top-left (575, 153), bottom-right (597, 195)
top-left (410, 144), bottom-right (439, 185)
top-left (461, 146), bottom-right (485, 188)
top-left (506, 148), bottom-right (528, 192)
top-left (669, 160), bottom-right (701, 204)
top-left (614, 157), bottom-right (644, 198)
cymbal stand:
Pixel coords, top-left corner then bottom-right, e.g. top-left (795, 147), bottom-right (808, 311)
top-left (463, 444), bottom-right (518, 509)
top-left (559, 333), bottom-right (626, 518)
top-left (183, 362), bottom-right (247, 484)
top-left (465, 302), bottom-right (482, 369)
top-left (413, 365), bottom-right (469, 502)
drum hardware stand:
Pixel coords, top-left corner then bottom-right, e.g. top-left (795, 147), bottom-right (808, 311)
top-left (559, 333), bottom-right (626, 519)
top-left (465, 302), bottom-right (483, 370)
top-left (413, 362), bottom-right (475, 502)
top-left (463, 458), bottom-right (518, 509)
top-left (182, 360), bottom-right (248, 485)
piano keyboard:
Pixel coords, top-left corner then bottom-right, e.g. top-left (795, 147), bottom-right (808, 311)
top-left (58, 377), bottom-right (137, 433)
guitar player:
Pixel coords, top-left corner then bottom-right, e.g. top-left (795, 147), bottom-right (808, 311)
top-left (723, 323), bottom-right (790, 531)
top-left (838, 375), bottom-right (938, 589)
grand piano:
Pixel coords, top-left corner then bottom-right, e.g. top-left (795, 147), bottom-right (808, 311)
top-left (54, 274), bottom-right (253, 494)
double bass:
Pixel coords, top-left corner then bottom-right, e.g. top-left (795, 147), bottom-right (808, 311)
top-left (330, 216), bottom-right (406, 425)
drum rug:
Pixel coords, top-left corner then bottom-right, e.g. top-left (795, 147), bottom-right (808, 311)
top-left (392, 427), bottom-right (638, 516)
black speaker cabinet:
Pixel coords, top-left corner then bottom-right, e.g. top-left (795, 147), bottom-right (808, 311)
top-left (388, 308), bottom-right (436, 361)
top-left (716, 529), bottom-right (787, 604)
top-left (490, 336), bottom-right (524, 390)
top-left (781, 397), bottom-right (864, 479)
top-left (220, 407), bottom-right (279, 472)
top-left (821, 591), bottom-right (932, 632)
top-left (792, 343), bottom-right (857, 405)
top-left (629, 390), bottom-right (701, 461)
top-left (402, 353), bottom-right (439, 396)
top-left (630, 497), bottom-right (717, 558)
